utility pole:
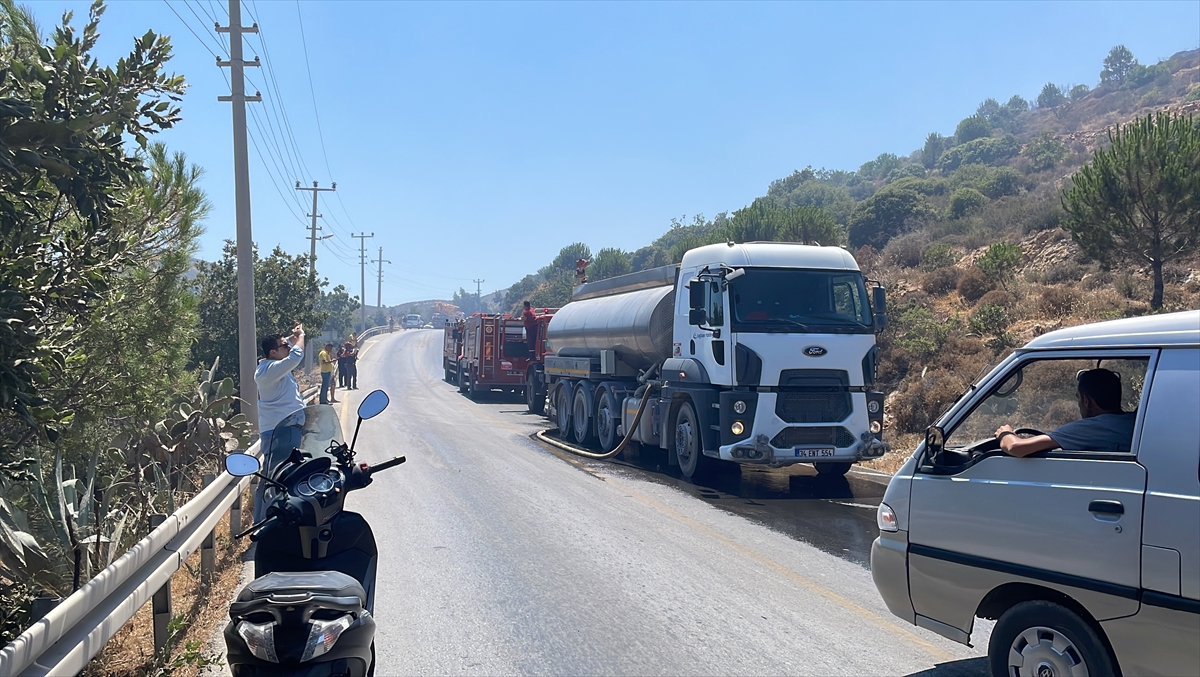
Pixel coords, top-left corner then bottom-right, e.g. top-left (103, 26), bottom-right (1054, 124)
top-left (217, 1), bottom-right (262, 431)
top-left (353, 232), bottom-right (374, 332)
top-left (473, 278), bottom-right (485, 314)
top-left (372, 247), bottom-right (391, 309)
top-left (296, 180), bottom-right (335, 372)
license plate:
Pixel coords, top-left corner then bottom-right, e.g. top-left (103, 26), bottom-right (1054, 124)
top-left (794, 447), bottom-right (835, 458)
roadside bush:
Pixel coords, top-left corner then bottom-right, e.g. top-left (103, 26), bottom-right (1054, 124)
top-left (891, 369), bottom-right (966, 433)
top-left (947, 187), bottom-right (988, 219)
top-left (920, 243), bottom-right (960, 271)
top-left (976, 242), bottom-right (1023, 289)
top-left (894, 305), bottom-right (950, 358)
top-left (955, 115), bottom-right (992, 144)
top-left (980, 167), bottom-right (1022, 199)
top-left (937, 135), bottom-right (1021, 172)
top-left (882, 231), bottom-right (929, 268)
top-left (1022, 131), bottom-right (1070, 172)
top-left (957, 268), bottom-right (994, 302)
top-left (977, 289), bottom-right (1016, 308)
top-left (920, 267), bottom-right (962, 295)
top-left (969, 303), bottom-right (1009, 336)
top-left (1038, 286), bottom-right (1078, 318)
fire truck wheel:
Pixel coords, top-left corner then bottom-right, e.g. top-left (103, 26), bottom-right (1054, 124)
top-left (466, 368), bottom-right (478, 400)
top-left (457, 361), bottom-right (468, 393)
top-left (526, 369), bottom-right (545, 414)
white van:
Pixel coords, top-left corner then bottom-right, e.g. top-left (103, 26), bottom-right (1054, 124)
top-left (872, 310), bottom-right (1199, 677)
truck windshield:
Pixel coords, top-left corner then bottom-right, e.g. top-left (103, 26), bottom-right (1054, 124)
top-left (730, 268), bottom-right (872, 333)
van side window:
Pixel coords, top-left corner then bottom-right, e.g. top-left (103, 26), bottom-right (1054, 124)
top-left (946, 357), bottom-right (1148, 453)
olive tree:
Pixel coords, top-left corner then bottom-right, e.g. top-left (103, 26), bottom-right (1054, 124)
top-left (1061, 112), bottom-right (1200, 309)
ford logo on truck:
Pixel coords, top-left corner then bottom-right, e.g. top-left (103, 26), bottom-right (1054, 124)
top-left (803, 346), bottom-right (827, 357)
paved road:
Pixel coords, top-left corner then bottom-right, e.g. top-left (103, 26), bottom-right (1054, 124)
top-left (333, 329), bottom-right (989, 676)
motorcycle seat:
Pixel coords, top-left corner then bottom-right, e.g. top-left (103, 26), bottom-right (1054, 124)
top-left (237, 570), bottom-right (367, 607)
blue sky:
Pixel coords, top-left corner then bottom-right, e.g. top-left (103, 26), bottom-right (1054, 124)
top-left (28, 1), bottom-right (1200, 305)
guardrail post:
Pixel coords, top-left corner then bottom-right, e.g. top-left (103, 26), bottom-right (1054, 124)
top-left (201, 473), bottom-right (216, 584)
top-left (149, 514), bottom-right (171, 652)
top-left (230, 479), bottom-right (242, 539)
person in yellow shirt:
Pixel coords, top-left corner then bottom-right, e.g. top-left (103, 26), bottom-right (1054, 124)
top-left (318, 342), bottom-right (339, 404)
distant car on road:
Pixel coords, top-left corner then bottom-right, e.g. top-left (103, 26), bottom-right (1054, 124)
top-left (402, 314), bottom-right (423, 330)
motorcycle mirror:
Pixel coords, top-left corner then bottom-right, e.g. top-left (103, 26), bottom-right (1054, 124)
top-left (224, 452), bottom-right (261, 477)
top-left (358, 390), bottom-right (390, 420)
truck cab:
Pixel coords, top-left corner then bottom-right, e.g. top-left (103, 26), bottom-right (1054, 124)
top-left (670, 242), bottom-right (888, 475)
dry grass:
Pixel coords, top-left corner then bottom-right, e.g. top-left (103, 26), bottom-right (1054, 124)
top-left (81, 488), bottom-right (253, 677)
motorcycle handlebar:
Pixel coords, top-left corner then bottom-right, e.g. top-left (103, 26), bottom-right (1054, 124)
top-left (236, 514), bottom-right (279, 540)
top-left (369, 456), bottom-right (406, 473)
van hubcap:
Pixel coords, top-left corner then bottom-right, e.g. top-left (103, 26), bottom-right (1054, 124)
top-left (1009, 627), bottom-right (1089, 677)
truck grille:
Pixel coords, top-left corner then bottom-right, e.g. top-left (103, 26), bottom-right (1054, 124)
top-left (775, 369), bottom-right (851, 422)
top-left (770, 427), bottom-right (857, 449)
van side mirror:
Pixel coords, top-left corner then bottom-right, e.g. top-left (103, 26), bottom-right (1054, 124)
top-left (688, 308), bottom-right (708, 326)
top-left (872, 286), bottom-right (888, 330)
top-left (925, 426), bottom-right (945, 460)
top-left (687, 279), bottom-right (705, 311)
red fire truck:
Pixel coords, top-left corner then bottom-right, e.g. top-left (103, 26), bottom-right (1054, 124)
top-left (442, 318), bottom-right (465, 383)
top-left (445, 311), bottom-right (557, 401)
top-left (521, 310), bottom-right (557, 413)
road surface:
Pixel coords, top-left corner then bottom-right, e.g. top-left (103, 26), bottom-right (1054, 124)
top-left (330, 329), bottom-right (989, 675)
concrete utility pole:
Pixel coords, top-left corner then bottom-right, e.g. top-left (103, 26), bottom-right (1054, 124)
top-left (372, 247), bottom-right (391, 309)
top-left (353, 232), bottom-right (374, 332)
top-left (296, 180), bottom-right (335, 371)
top-left (217, 0), bottom-right (262, 430)
top-left (473, 278), bottom-right (485, 314)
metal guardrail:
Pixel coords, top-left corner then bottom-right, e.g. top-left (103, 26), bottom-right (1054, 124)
top-left (0, 326), bottom-right (394, 677)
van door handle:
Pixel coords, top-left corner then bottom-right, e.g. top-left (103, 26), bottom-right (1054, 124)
top-left (1088, 500), bottom-right (1124, 516)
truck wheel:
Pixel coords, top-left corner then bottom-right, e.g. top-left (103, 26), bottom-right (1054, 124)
top-left (554, 383), bottom-right (572, 434)
top-left (989, 600), bottom-right (1115, 677)
top-left (595, 389), bottom-right (619, 453)
top-left (457, 362), bottom-right (468, 393)
top-left (467, 368), bottom-right (478, 400)
top-left (673, 402), bottom-right (701, 479)
top-left (571, 383), bottom-right (595, 446)
top-left (814, 462), bottom-right (852, 477)
top-left (526, 369), bottom-right (545, 415)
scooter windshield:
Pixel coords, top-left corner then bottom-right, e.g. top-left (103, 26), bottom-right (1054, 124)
top-left (265, 405), bottom-right (345, 476)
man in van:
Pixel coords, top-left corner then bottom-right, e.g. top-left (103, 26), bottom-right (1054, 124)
top-left (994, 368), bottom-right (1137, 456)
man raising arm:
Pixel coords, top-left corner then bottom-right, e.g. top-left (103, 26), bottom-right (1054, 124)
top-left (253, 323), bottom-right (306, 520)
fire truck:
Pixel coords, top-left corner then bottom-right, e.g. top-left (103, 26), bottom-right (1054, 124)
top-left (442, 319), bottom-right (465, 383)
top-left (448, 314), bottom-right (531, 399)
top-left (520, 309), bottom-right (557, 413)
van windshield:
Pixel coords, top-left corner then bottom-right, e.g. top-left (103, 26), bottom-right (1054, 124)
top-left (729, 268), bottom-right (872, 334)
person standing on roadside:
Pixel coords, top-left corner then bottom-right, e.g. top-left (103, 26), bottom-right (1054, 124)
top-left (342, 341), bottom-right (359, 389)
top-left (337, 342), bottom-right (351, 389)
top-left (319, 342), bottom-right (339, 404)
top-left (254, 323), bottom-right (305, 521)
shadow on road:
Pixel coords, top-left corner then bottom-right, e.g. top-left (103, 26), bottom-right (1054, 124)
top-left (905, 656), bottom-right (988, 676)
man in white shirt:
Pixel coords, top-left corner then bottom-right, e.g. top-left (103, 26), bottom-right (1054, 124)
top-left (252, 323), bottom-right (306, 520)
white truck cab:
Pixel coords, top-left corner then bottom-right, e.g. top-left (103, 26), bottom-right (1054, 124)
top-left (871, 310), bottom-right (1200, 677)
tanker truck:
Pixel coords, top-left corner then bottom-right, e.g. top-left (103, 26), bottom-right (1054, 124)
top-left (540, 241), bottom-right (889, 479)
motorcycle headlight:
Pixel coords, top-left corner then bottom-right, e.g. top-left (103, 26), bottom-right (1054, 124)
top-left (301, 614), bottom-right (355, 662)
top-left (236, 620), bottom-right (279, 663)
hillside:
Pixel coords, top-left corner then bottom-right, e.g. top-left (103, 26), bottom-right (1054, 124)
top-left (503, 45), bottom-right (1200, 469)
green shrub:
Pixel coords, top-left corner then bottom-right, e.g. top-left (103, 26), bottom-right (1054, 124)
top-left (890, 368), bottom-right (966, 433)
top-left (947, 187), bottom-right (988, 219)
top-left (978, 289), bottom-right (1016, 308)
top-left (894, 305), bottom-right (950, 358)
top-left (1037, 83), bottom-right (1067, 109)
top-left (1022, 132), bottom-right (1069, 172)
top-left (1186, 86), bottom-right (1200, 103)
top-left (920, 267), bottom-right (962, 294)
top-left (969, 303), bottom-right (1010, 336)
top-left (976, 242), bottom-right (1023, 288)
top-left (882, 231), bottom-right (929, 268)
top-left (955, 115), bottom-right (992, 144)
top-left (1070, 84), bottom-right (1090, 100)
top-left (937, 135), bottom-right (1021, 172)
top-left (957, 267), bottom-right (994, 302)
top-left (980, 167), bottom-right (1023, 199)
top-left (848, 185), bottom-right (936, 249)
top-left (920, 243), bottom-right (960, 271)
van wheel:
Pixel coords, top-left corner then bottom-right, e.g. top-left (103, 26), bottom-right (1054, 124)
top-left (814, 462), bottom-right (852, 477)
top-left (989, 600), bottom-right (1115, 677)
top-left (555, 383), bottom-right (572, 435)
top-left (673, 402), bottom-right (701, 479)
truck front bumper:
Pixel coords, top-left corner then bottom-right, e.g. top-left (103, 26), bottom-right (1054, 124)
top-left (717, 392), bottom-right (889, 465)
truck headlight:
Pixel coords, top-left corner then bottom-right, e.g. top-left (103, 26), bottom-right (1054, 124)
top-left (731, 421), bottom-right (745, 435)
top-left (301, 614), bottom-right (355, 662)
top-left (237, 620), bottom-right (279, 663)
top-left (870, 420), bottom-right (882, 434)
top-left (877, 502), bottom-right (898, 532)
top-left (733, 400), bottom-right (747, 414)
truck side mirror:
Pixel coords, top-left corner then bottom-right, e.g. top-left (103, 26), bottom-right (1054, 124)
top-left (872, 286), bottom-right (888, 330)
top-left (688, 279), bottom-right (705, 311)
top-left (688, 308), bottom-right (708, 326)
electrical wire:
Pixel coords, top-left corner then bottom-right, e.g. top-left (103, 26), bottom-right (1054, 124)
top-left (294, 0), bottom-right (334, 179)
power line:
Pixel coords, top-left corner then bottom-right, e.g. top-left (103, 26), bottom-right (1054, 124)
top-left (162, 1), bottom-right (222, 60)
top-left (294, 0), bottom-right (334, 179)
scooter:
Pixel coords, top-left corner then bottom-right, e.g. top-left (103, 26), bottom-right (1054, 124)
top-left (222, 389), bottom-right (404, 677)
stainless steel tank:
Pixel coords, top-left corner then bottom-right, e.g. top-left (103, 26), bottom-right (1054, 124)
top-left (547, 285), bottom-right (676, 369)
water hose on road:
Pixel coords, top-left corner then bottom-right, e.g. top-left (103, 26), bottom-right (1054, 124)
top-left (538, 381), bottom-right (658, 460)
